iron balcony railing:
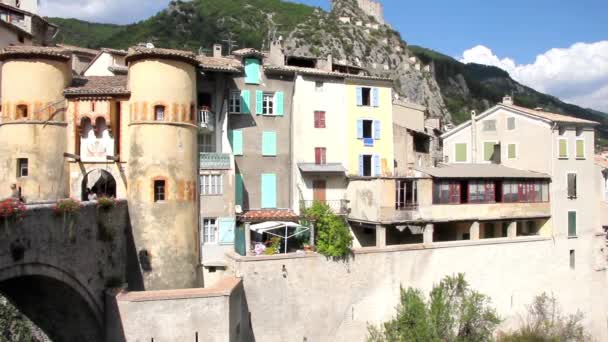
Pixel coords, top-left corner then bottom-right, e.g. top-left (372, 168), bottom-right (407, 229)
top-left (300, 200), bottom-right (350, 216)
top-left (200, 153), bottom-right (231, 170)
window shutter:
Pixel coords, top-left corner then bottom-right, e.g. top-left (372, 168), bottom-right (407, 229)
top-left (235, 174), bottom-right (244, 207)
top-left (356, 87), bottom-right (363, 106)
top-left (374, 120), bottom-right (381, 140)
top-left (358, 155), bottom-right (364, 176)
top-left (262, 131), bottom-right (277, 156)
top-left (314, 111), bottom-right (319, 128)
top-left (241, 90), bottom-right (251, 114)
top-left (218, 217), bottom-right (236, 245)
top-left (576, 140), bottom-right (584, 158)
top-left (568, 211), bottom-right (577, 237)
top-left (507, 117), bottom-right (515, 130)
top-left (372, 88), bottom-right (379, 107)
top-left (559, 139), bottom-right (567, 158)
top-left (455, 143), bottom-right (467, 162)
top-left (357, 119), bottom-right (363, 139)
top-left (245, 58), bottom-right (260, 84)
top-left (230, 130), bottom-right (243, 155)
top-left (484, 142), bottom-right (495, 161)
top-left (508, 144), bottom-right (516, 159)
top-left (315, 148), bottom-right (321, 164)
top-left (567, 173), bottom-right (577, 198)
top-left (374, 155), bottom-right (381, 176)
top-left (261, 173), bottom-right (277, 208)
top-left (274, 92), bottom-right (284, 116)
top-left (255, 90), bottom-right (263, 115)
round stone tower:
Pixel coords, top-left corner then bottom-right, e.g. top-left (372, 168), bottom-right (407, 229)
top-left (0, 47), bottom-right (72, 202)
top-left (126, 47), bottom-right (199, 290)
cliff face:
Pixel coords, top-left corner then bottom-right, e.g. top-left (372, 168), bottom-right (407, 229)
top-left (284, 0), bottom-right (450, 120)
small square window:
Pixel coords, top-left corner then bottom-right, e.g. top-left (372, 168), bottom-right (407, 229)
top-left (314, 111), bottom-right (326, 128)
top-left (154, 180), bottom-right (166, 202)
top-left (154, 105), bottom-right (165, 121)
top-left (315, 81), bottom-right (324, 92)
top-left (16, 104), bottom-right (28, 118)
top-left (229, 91), bottom-right (241, 113)
top-left (17, 158), bottom-right (28, 177)
top-left (482, 120), bottom-right (496, 131)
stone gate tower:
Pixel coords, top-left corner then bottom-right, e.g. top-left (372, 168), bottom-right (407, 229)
top-left (126, 47), bottom-right (200, 290)
top-left (0, 46), bottom-right (72, 202)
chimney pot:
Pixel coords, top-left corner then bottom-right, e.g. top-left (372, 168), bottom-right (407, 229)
top-left (502, 95), bottom-right (514, 105)
top-left (213, 44), bottom-right (222, 58)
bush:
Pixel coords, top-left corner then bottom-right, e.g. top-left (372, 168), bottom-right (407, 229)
top-left (264, 236), bottom-right (281, 255)
top-left (367, 274), bottom-right (501, 342)
top-left (0, 198), bottom-right (26, 222)
top-left (54, 199), bottom-right (80, 215)
top-left (96, 196), bottom-right (116, 210)
top-left (498, 293), bottom-right (591, 341)
top-left (302, 201), bottom-right (352, 258)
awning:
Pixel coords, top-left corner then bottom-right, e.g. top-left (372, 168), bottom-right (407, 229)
top-left (416, 164), bottom-right (550, 179)
top-left (298, 163), bottom-right (347, 174)
top-left (250, 221), bottom-right (304, 233)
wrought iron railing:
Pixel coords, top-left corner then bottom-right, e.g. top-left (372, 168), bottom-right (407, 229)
top-left (200, 153), bottom-right (231, 170)
top-left (300, 200), bottom-right (350, 215)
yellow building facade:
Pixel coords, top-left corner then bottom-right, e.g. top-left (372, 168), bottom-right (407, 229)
top-left (345, 79), bottom-right (394, 177)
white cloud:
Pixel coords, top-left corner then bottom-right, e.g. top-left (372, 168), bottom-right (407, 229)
top-left (40, 0), bottom-right (170, 24)
top-left (460, 41), bottom-right (608, 113)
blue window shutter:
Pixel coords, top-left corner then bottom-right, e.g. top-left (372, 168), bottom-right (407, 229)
top-left (357, 119), bottom-right (363, 139)
top-left (374, 155), bottom-right (381, 176)
top-left (372, 88), bottom-right (379, 107)
top-left (231, 130), bottom-right (243, 155)
top-left (241, 90), bottom-right (251, 114)
top-left (261, 173), bottom-right (277, 208)
top-left (255, 90), bottom-right (263, 115)
top-left (275, 92), bottom-right (284, 116)
top-left (235, 174), bottom-right (244, 206)
top-left (218, 217), bottom-right (236, 245)
top-left (358, 155), bottom-right (364, 176)
top-left (374, 120), bottom-right (381, 140)
top-left (245, 58), bottom-right (260, 84)
top-left (262, 131), bottom-right (277, 156)
top-left (356, 87), bottom-right (363, 106)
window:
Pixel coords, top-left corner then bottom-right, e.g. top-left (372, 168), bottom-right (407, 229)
top-left (190, 104), bottom-right (195, 122)
top-left (567, 173), bottom-right (577, 199)
top-left (575, 139), bottom-right (585, 159)
top-left (558, 139), bottom-right (568, 158)
top-left (362, 120), bottom-right (373, 139)
top-left (315, 147), bottom-right (326, 165)
top-left (468, 181), bottom-right (495, 203)
top-left (485, 223), bottom-right (495, 238)
top-left (315, 81), bottom-right (324, 92)
top-left (229, 130), bottom-right (243, 156)
top-left (433, 181), bottom-right (461, 204)
top-left (360, 155), bottom-right (372, 176)
top-left (201, 175), bottom-right (223, 195)
top-left (361, 87), bottom-right (371, 106)
top-left (482, 120), bottom-right (496, 131)
top-left (396, 180), bottom-right (417, 209)
top-left (568, 211), bottom-right (577, 237)
top-left (261, 173), bottom-right (277, 208)
top-left (569, 250), bottom-right (575, 269)
top-left (154, 105), bottom-right (165, 121)
top-left (507, 144), bottom-right (517, 159)
top-left (199, 133), bottom-right (215, 153)
top-left (507, 117), bottom-right (516, 130)
top-left (455, 143), bottom-right (467, 162)
top-left (503, 180), bottom-right (550, 203)
top-left (202, 218), bottom-right (218, 244)
top-left (16, 104), bottom-right (27, 118)
top-left (413, 134), bottom-right (430, 153)
top-left (357, 119), bottom-right (378, 147)
top-left (245, 58), bottom-right (260, 84)
top-left (17, 158), bottom-right (28, 177)
top-left (262, 131), bottom-right (277, 156)
top-left (262, 93), bottom-right (274, 115)
top-left (229, 91), bottom-right (241, 113)
top-left (16, 0), bottom-right (20, 8)
top-left (314, 111), bottom-right (326, 128)
top-left (483, 142), bottom-right (497, 162)
top-left (356, 87), bottom-right (379, 107)
top-left (154, 180), bottom-right (166, 202)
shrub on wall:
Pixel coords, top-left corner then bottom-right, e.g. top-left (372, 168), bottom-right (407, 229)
top-left (53, 199), bottom-right (80, 216)
top-left (303, 201), bottom-right (352, 258)
top-left (0, 199), bottom-right (26, 222)
top-left (96, 196), bottom-right (116, 210)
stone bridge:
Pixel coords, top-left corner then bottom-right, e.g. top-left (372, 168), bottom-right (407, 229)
top-left (0, 200), bottom-right (137, 342)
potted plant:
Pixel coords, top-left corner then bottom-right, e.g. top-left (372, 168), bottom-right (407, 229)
top-left (303, 243), bottom-right (313, 252)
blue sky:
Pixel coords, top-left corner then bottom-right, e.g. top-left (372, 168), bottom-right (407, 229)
top-left (41, 0), bottom-right (608, 112)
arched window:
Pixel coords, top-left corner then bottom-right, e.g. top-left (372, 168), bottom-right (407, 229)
top-left (16, 104), bottom-right (28, 118)
top-left (154, 105), bottom-right (165, 121)
top-left (95, 117), bottom-right (107, 138)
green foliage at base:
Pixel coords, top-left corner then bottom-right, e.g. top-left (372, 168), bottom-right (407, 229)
top-left (302, 202), bottom-right (352, 258)
top-left (264, 236), bottom-right (282, 255)
top-left (0, 299), bottom-right (36, 342)
top-left (367, 274), bottom-right (501, 342)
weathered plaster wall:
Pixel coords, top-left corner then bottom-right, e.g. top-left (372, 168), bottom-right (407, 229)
top-left (127, 58), bottom-right (199, 290)
top-left (230, 236), bottom-right (608, 342)
top-left (0, 58), bottom-right (72, 201)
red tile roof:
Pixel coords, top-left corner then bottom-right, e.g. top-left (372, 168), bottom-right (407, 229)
top-left (64, 76), bottom-right (129, 96)
top-left (239, 209), bottom-right (299, 223)
top-left (126, 46), bottom-right (199, 66)
top-left (0, 46), bottom-right (71, 61)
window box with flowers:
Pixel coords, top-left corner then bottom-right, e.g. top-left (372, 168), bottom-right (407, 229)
top-left (0, 198), bottom-right (26, 234)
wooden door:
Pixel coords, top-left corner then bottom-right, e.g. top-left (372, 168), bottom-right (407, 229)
top-left (313, 180), bottom-right (326, 203)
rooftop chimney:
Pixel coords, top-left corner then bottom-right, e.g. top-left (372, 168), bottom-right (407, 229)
top-left (502, 95), bottom-right (513, 105)
top-left (213, 44), bottom-right (222, 58)
top-left (269, 39), bottom-right (285, 66)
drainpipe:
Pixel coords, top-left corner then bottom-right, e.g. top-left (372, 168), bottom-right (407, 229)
top-left (471, 110), bottom-right (477, 163)
top-left (289, 73), bottom-right (298, 211)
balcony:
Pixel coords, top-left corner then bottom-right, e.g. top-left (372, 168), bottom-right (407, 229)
top-left (300, 200), bottom-right (350, 216)
top-left (200, 153), bottom-right (231, 170)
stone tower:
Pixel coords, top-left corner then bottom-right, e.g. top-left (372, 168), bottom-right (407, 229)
top-left (125, 47), bottom-right (200, 290)
top-left (330, 0), bottom-right (385, 24)
top-left (0, 46), bottom-right (72, 202)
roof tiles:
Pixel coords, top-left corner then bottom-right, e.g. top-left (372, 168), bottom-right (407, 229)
top-left (64, 76), bottom-right (129, 96)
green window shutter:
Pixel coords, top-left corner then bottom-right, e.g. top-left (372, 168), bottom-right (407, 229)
top-left (255, 90), bottom-right (263, 115)
top-left (275, 92), bottom-right (284, 116)
top-left (218, 217), bottom-right (236, 245)
top-left (262, 131), bottom-right (277, 156)
top-left (568, 211), bottom-right (577, 237)
top-left (455, 143), bottom-right (467, 162)
top-left (508, 144), bottom-right (516, 159)
top-left (245, 58), bottom-right (260, 84)
top-left (559, 139), bottom-right (568, 158)
top-left (235, 174), bottom-right (244, 207)
top-left (484, 142), bottom-right (495, 161)
top-left (241, 90), bottom-right (251, 114)
top-left (576, 140), bottom-right (584, 158)
top-left (261, 173), bottom-right (277, 208)
top-left (230, 130), bottom-right (243, 155)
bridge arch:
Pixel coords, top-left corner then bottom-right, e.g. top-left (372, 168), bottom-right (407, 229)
top-left (0, 262), bottom-right (104, 342)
